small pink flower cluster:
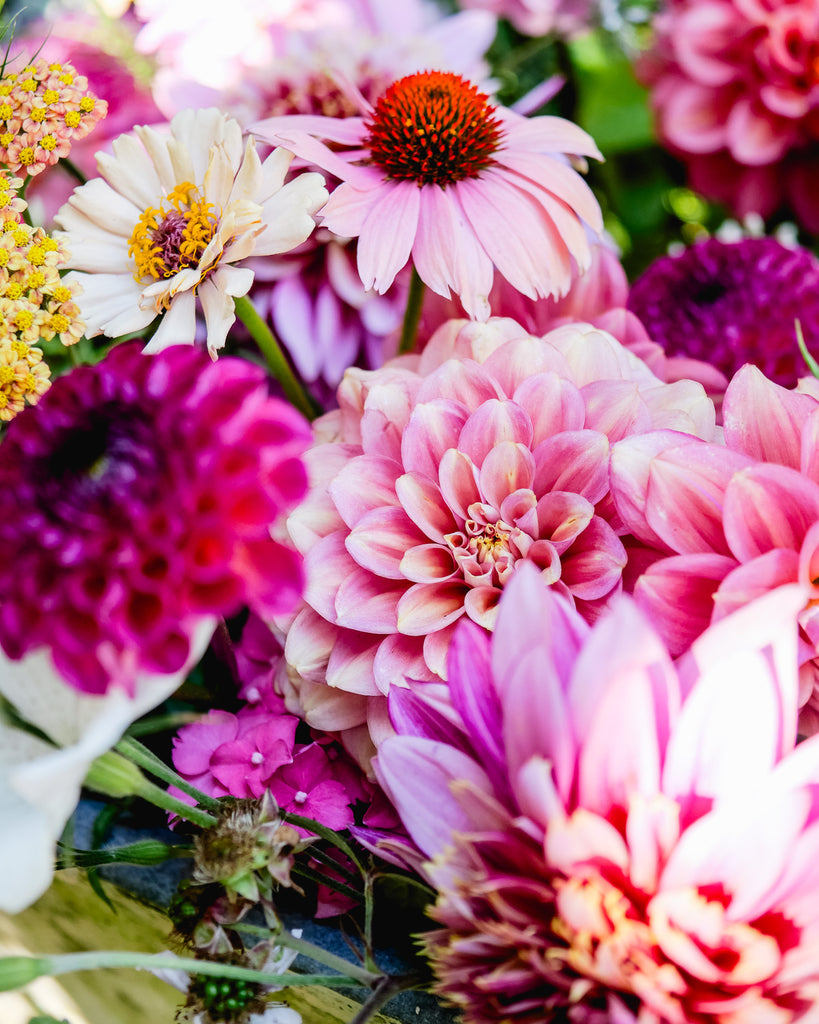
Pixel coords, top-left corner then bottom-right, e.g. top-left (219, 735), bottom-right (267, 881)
top-left (0, 58), bottom-right (108, 177)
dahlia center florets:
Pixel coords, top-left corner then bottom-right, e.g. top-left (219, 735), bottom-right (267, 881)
top-left (553, 871), bottom-right (793, 1019)
top-left (445, 517), bottom-right (522, 588)
top-left (364, 70), bottom-right (504, 186)
top-left (128, 181), bottom-right (218, 283)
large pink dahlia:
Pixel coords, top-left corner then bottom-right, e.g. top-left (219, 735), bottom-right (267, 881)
top-left (377, 566), bottom-right (819, 1024)
top-left (640, 0), bottom-right (819, 231)
top-left (0, 342), bottom-right (311, 695)
top-left (251, 70), bottom-right (603, 320)
top-left (277, 317), bottom-right (716, 759)
top-left (610, 364), bottom-right (819, 735)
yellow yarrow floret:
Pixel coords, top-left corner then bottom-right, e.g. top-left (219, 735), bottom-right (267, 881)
top-left (0, 220), bottom-right (87, 421)
top-left (0, 57), bottom-right (107, 176)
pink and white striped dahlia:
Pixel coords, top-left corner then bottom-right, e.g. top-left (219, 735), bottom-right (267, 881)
top-left (277, 317), bottom-right (716, 760)
top-left (251, 71), bottom-right (603, 320)
top-left (611, 364), bottom-right (819, 736)
top-left (376, 565), bottom-right (819, 1024)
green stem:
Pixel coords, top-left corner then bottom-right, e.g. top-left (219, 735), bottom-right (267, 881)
top-left (348, 974), bottom-right (421, 1024)
top-left (233, 295), bottom-right (316, 420)
top-left (58, 156), bottom-right (87, 186)
top-left (362, 871), bottom-right (377, 974)
top-left (116, 736), bottom-right (222, 813)
top-left (283, 812), bottom-right (364, 875)
top-left (233, 925), bottom-right (378, 985)
top-left (135, 780), bottom-right (217, 829)
top-left (0, 952), bottom-right (374, 992)
top-left (398, 266), bottom-right (425, 356)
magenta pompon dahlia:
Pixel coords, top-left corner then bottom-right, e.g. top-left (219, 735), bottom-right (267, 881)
top-left (639, 0), bottom-right (819, 231)
top-left (0, 341), bottom-right (311, 695)
top-left (274, 316), bottom-right (716, 768)
top-left (251, 70), bottom-right (603, 321)
top-left (628, 237), bottom-right (819, 388)
top-left (610, 364), bottom-right (819, 737)
top-left (376, 565), bottom-right (819, 1024)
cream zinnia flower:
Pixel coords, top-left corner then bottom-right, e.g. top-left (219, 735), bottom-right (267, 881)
top-left (55, 107), bottom-right (328, 355)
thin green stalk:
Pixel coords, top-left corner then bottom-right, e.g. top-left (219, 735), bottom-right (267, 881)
top-left (135, 780), bottom-right (217, 829)
top-left (348, 974), bottom-right (421, 1024)
top-left (233, 924), bottom-right (378, 985)
top-left (398, 266), bottom-right (425, 356)
top-left (116, 736), bottom-right (222, 813)
top-left (58, 156), bottom-right (87, 186)
top-left (291, 863), bottom-right (362, 904)
top-left (0, 952), bottom-right (375, 992)
top-left (233, 294), bottom-right (316, 420)
top-left (796, 319), bottom-right (819, 379)
top-left (362, 871), bottom-right (377, 974)
top-left (284, 812), bottom-right (363, 875)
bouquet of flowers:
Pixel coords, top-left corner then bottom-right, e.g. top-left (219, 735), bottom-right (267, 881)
top-left (5, 1), bottom-right (819, 1022)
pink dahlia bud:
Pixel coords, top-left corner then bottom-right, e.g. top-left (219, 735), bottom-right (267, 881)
top-left (0, 341), bottom-right (311, 694)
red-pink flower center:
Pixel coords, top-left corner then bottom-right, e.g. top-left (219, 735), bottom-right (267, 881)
top-left (363, 70), bottom-right (503, 186)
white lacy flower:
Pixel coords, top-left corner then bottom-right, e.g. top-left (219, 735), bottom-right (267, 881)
top-left (55, 107), bottom-right (328, 356)
top-left (0, 620), bottom-right (215, 914)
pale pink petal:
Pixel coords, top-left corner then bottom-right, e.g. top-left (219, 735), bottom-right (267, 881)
top-left (334, 567), bottom-right (405, 633)
top-left (356, 180), bottom-right (421, 293)
top-left (533, 431), bottom-right (611, 505)
top-left (329, 455), bottom-right (402, 529)
top-left (401, 400), bottom-right (469, 480)
top-left (395, 472), bottom-right (459, 542)
top-left (346, 506), bottom-right (427, 579)
top-left (723, 464), bottom-right (819, 561)
top-left (723, 364), bottom-right (813, 469)
top-left (396, 582), bottom-right (468, 635)
top-left (326, 634), bottom-right (382, 695)
top-left (478, 442), bottom-right (536, 510)
top-left (457, 399), bottom-right (534, 465)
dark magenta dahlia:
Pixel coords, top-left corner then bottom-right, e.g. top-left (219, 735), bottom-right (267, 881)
top-left (627, 237), bottom-right (819, 386)
top-left (0, 341), bottom-right (311, 694)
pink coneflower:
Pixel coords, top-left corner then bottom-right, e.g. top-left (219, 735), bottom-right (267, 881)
top-left (628, 236), bottom-right (819, 387)
top-left (377, 565), bottom-right (819, 1024)
top-left (252, 70), bottom-right (603, 320)
top-left (0, 342), bottom-right (311, 695)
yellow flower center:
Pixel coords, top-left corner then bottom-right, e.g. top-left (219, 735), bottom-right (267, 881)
top-left (128, 182), bottom-right (218, 284)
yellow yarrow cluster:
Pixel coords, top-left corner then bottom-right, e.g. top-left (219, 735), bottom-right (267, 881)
top-left (0, 217), bottom-right (86, 420)
top-left (0, 336), bottom-right (50, 421)
top-left (0, 58), bottom-right (107, 176)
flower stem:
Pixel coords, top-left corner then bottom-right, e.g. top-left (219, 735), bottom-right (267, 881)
top-left (233, 925), bottom-right (379, 985)
top-left (398, 266), bottom-right (425, 356)
top-left (116, 736), bottom-right (222, 813)
top-left (135, 780), bottom-right (218, 828)
top-left (348, 973), bottom-right (422, 1024)
top-left (0, 952), bottom-right (373, 992)
top-left (284, 812), bottom-right (364, 874)
top-left (233, 294), bottom-right (317, 420)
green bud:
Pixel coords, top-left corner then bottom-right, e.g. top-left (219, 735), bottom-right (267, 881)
top-left (0, 956), bottom-right (51, 991)
top-left (83, 751), bottom-right (146, 798)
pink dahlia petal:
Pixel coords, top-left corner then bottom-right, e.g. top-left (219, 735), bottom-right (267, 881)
top-left (400, 544), bottom-right (458, 584)
top-left (397, 582), bottom-right (468, 635)
top-left (723, 464), bottom-right (819, 561)
top-left (395, 472), bottom-right (459, 542)
top-left (713, 549), bottom-right (801, 624)
top-left (478, 442), bottom-right (536, 511)
top-left (346, 506), bottom-right (427, 579)
top-left (457, 398), bottom-right (534, 465)
top-left (326, 635), bottom-right (383, 696)
top-left (334, 568), bottom-right (405, 633)
top-left (635, 553), bottom-right (738, 657)
top-left (401, 399), bottom-right (469, 480)
top-left (512, 371), bottom-right (586, 442)
top-left (560, 517), bottom-right (627, 601)
top-left (533, 430), bottom-right (611, 504)
top-left (328, 455), bottom-right (402, 530)
top-left (438, 448), bottom-right (482, 520)
top-left (722, 364), bottom-right (814, 468)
